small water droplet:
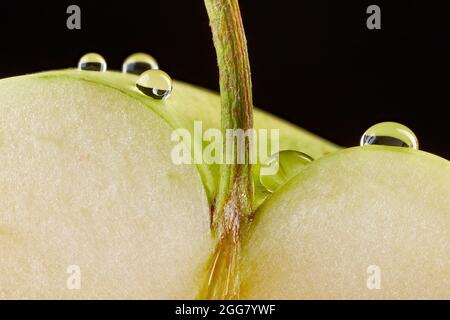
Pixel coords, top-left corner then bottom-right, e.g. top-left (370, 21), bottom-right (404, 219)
top-left (260, 150), bottom-right (313, 193)
top-left (122, 52), bottom-right (159, 75)
top-left (136, 70), bottom-right (173, 100)
top-left (360, 122), bottom-right (418, 149)
top-left (77, 53), bottom-right (107, 72)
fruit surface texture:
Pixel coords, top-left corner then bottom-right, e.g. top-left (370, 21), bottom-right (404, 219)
top-left (0, 70), bottom-right (336, 298)
top-left (240, 146), bottom-right (450, 299)
top-left (0, 71), bottom-right (213, 298)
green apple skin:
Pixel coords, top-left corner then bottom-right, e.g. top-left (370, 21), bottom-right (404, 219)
top-left (240, 146), bottom-right (450, 299)
top-left (1, 70), bottom-right (448, 299)
top-left (29, 70), bottom-right (339, 202)
top-left (0, 70), bottom-right (337, 299)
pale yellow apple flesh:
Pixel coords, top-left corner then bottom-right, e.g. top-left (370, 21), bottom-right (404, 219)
top-left (0, 70), bottom-right (337, 298)
top-left (5, 70), bottom-right (443, 300)
top-left (240, 146), bottom-right (450, 299)
top-left (0, 75), bottom-right (215, 299)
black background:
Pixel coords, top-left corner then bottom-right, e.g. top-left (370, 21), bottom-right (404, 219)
top-left (0, 1), bottom-right (448, 157)
top-left (0, 300), bottom-right (444, 318)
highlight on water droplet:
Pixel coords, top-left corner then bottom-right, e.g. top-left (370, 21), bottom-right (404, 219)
top-left (259, 150), bottom-right (313, 193)
top-left (135, 70), bottom-right (173, 100)
top-left (77, 53), bottom-right (107, 72)
top-left (122, 52), bottom-right (159, 75)
top-left (360, 122), bottom-right (419, 149)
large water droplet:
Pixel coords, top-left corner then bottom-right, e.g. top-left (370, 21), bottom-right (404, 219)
top-left (136, 70), bottom-right (173, 100)
top-left (360, 122), bottom-right (419, 149)
top-left (259, 150), bottom-right (313, 193)
top-left (78, 53), bottom-right (107, 72)
top-left (122, 52), bottom-right (159, 75)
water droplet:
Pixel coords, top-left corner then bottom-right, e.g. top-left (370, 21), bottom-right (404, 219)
top-left (77, 53), bottom-right (107, 72)
top-left (259, 150), bottom-right (313, 193)
top-left (360, 122), bottom-right (418, 149)
top-left (122, 52), bottom-right (159, 75)
top-left (136, 70), bottom-right (173, 100)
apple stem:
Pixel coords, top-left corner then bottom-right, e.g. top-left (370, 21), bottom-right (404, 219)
top-left (202, 0), bottom-right (253, 298)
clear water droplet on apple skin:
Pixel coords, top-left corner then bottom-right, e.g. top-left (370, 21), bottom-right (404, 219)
top-left (259, 150), bottom-right (313, 193)
top-left (136, 70), bottom-right (173, 100)
top-left (360, 122), bottom-right (419, 149)
top-left (122, 52), bottom-right (159, 75)
top-left (78, 53), bottom-right (107, 72)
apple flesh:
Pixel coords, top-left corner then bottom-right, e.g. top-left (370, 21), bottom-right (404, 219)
top-left (240, 146), bottom-right (450, 299)
top-left (0, 70), bottom-right (336, 298)
top-left (0, 72), bottom-right (214, 298)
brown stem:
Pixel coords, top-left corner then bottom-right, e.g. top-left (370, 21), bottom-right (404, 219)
top-left (201, 0), bottom-right (253, 299)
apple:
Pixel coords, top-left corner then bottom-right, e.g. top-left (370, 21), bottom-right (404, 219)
top-left (240, 146), bottom-right (450, 299)
top-left (0, 69), bottom-right (336, 298)
top-left (0, 0), bottom-right (448, 300)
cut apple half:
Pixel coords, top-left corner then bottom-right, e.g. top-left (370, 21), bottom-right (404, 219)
top-left (0, 70), bottom-right (337, 298)
top-left (240, 146), bottom-right (450, 299)
top-left (0, 71), bottom-right (214, 298)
